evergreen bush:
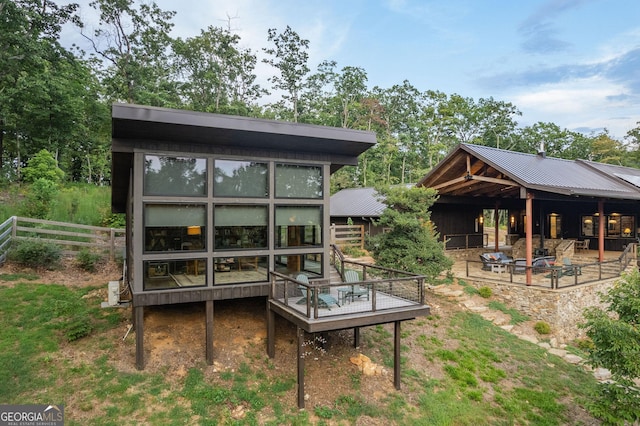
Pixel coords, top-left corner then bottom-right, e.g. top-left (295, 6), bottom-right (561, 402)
top-left (9, 239), bottom-right (62, 269)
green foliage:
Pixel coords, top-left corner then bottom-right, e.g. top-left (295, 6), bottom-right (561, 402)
top-left (9, 239), bottom-right (62, 269)
top-left (534, 321), bottom-right (551, 335)
top-left (369, 186), bottom-right (453, 279)
top-left (580, 271), bottom-right (640, 424)
top-left (64, 318), bottom-right (93, 342)
top-left (20, 178), bottom-right (59, 219)
top-left (487, 301), bottom-right (530, 325)
top-left (76, 249), bottom-right (103, 272)
top-left (21, 150), bottom-right (65, 184)
top-left (478, 286), bottom-right (493, 298)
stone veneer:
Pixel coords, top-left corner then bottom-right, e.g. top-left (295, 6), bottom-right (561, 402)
top-left (465, 276), bottom-right (617, 342)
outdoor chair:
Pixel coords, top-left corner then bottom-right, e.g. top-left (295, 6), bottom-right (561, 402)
top-left (296, 274), bottom-right (340, 309)
top-left (561, 257), bottom-right (582, 276)
top-left (480, 252), bottom-right (513, 271)
top-left (337, 269), bottom-right (370, 303)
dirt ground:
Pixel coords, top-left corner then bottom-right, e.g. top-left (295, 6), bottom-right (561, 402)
top-left (0, 257), bottom-right (598, 424)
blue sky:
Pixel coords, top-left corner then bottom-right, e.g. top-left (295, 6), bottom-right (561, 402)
top-left (67, 0), bottom-right (640, 140)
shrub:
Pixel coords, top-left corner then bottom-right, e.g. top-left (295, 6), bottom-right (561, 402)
top-left (64, 318), bottom-right (93, 342)
top-left (534, 321), bottom-right (551, 335)
top-left (76, 249), bottom-right (103, 272)
top-left (20, 178), bottom-right (59, 219)
top-left (9, 239), bottom-right (62, 269)
top-left (478, 286), bottom-right (493, 298)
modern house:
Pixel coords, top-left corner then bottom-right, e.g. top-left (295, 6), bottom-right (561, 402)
top-left (111, 103), bottom-right (378, 369)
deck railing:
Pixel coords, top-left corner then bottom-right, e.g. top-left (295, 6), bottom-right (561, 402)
top-left (0, 216), bottom-right (125, 263)
top-left (465, 244), bottom-right (636, 289)
top-left (268, 245), bottom-right (426, 320)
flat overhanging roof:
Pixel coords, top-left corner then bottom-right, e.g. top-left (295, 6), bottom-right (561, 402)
top-left (111, 104), bottom-right (376, 212)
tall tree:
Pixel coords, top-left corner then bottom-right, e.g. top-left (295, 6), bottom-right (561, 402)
top-left (262, 26), bottom-right (310, 122)
top-left (173, 26), bottom-right (263, 115)
top-left (82, 0), bottom-right (178, 106)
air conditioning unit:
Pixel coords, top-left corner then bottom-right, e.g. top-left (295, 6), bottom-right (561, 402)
top-left (108, 281), bottom-right (120, 306)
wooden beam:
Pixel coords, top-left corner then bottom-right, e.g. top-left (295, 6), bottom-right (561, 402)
top-left (394, 321), bottom-right (401, 390)
top-left (469, 175), bottom-right (518, 187)
top-left (598, 200), bottom-right (605, 262)
top-left (526, 192), bottom-right (533, 285)
top-left (267, 303), bottom-right (275, 358)
top-left (135, 305), bottom-right (144, 370)
top-left (297, 327), bottom-right (306, 409)
top-left (354, 327), bottom-right (360, 348)
top-left (432, 175), bottom-right (467, 190)
top-left (205, 300), bottom-right (214, 365)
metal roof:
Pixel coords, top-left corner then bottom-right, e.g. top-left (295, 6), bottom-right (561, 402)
top-left (417, 143), bottom-right (640, 200)
top-left (329, 187), bottom-right (386, 217)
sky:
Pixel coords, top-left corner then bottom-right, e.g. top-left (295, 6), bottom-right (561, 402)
top-left (64, 0), bottom-right (640, 140)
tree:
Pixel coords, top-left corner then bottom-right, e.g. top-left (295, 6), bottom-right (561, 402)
top-left (22, 149), bottom-right (64, 183)
top-left (580, 271), bottom-right (640, 424)
top-left (172, 26), bottom-right (264, 115)
top-left (262, 26), bottom-right (310, 122)
top-left (82, 0), bottom-right (178, 106)
top-left (369, 186), bottom-right (453, 279)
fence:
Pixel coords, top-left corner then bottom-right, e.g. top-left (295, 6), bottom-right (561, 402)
top-left (0, 216), bottom-right (126, 263)
top-left (330, 224), bottom-right (365, 249)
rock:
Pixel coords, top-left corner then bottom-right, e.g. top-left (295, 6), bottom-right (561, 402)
top-left (538, 342), bottom-right (551, 349)
top-left (519, 334), bottom-right (539, 344)
top-left (548, 348), bottom-right (568, 357)
top-left (500, 325), bottom-right (514, 332)
top-left (593, 368), bottom-right (612, 381)
top-left (564, 354), bottom-right (583, 364)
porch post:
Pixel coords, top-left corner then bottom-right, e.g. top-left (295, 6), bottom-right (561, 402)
top-left (525, 192), bottom-right (533, 285)
top-left (394, 321), bottom-right (401, 390)
top-left (267, 303), bottom-right (275, 358)
top-left (135, 305), bottom-right (144, 370)
top-left (598, 200), bottom-right (605, 262)
top-left (494, 203), bottom-right (500, 252)
top-left (205, 300), bottom-right (214, 365)
top-left (297, 327), bottom-right (306, 408)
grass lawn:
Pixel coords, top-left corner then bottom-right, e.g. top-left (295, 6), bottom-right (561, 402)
top-left (0, 271), bottom-right (600, 425)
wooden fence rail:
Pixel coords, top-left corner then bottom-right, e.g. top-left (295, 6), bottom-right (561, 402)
top-left (330, 224), bottom-right (365, 249)
top-left (0, 216), bottom-right (125, 263)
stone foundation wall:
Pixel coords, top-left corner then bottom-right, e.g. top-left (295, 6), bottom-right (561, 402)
top-left (466, 277), bottom-right (615, 342)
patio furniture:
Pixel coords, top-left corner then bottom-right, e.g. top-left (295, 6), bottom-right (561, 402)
top-left (575, 239), bottom-right (590, 252)
top-left (296, 274), bottom-right (340, 309)
top-left (337, 270), bottom-right (370, 303)
top-left (512, 256), bottom-right (556, 274)
top-left (561, 257), bottom-right (582, 276)
top-left (480, 252), bottom-right (513, 271)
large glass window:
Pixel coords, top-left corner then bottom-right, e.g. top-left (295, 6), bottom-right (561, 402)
top-left (581, 214), bottom-right (635, 237)
top-left (214, 160), bottom-right (268, 197)
top-left (215, 205), bottom-right (268, 249)
top-left (143, 259), bottom-right (207, 290)
top-left (144, 155), bottom-right (206, 196)
top-left (275, 164), bottom-right (322, 198)
top-left (145, 204), bottom-right (206, 252)
top-left (275, 206), bottom-right (322, 248)
top-left (274, 254), bottom-right (322, 277)
top-left (213, 256), bottom-right (268, 285)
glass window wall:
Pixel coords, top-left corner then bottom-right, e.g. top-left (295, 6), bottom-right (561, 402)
top-left (144, 155), bottom-right (206, 196)
top-left (214, 205), bottom-right (268, 249)
top-left (275, 164), bottom-right (322, 198)
top-left (144, 204), bottom-right (206, 252)
top-left (214, 160), bottom-right (268, 197)
top-left (275, 206), bottom-right (322, 248)
top-left (143, 259), bottom-right (207, 290)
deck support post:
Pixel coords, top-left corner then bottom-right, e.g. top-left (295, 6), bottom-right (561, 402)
top-left (598, 200), bottom-right (605, 262)
top-left (525, 192), bottom-right (533, 285)
top-left (267, 303), bottom-right (275, 358)
top-left (205, 300), bottom-right (214, 365)
top-left (297, 326), bottom-right (305, 409)
top-left (394, 321), bottom-right (401, 390)
top-left (134, 305), bottom-right (144, 370)
top-left (353, 327), bottom-right (360, 348)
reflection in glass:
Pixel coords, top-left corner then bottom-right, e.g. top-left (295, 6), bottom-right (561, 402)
top-left (214, 205), bottom-right (268, 249)
top-left (145, 204), bottom-right (206, 252)
top-left (214, 160), bottom-right (268, 197)
top-left (274, 254), bottom-right (322, 277)
top-left (143, 259), bottom-right (206, 290)
top-left (144, 155), bottom-right (206, 196)
top-left (213, 256), bottom-right (268, 284)
top-left (275, 164), bottom-right (322, 198)
top-left (275, 206), bottom-right (322, 248)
